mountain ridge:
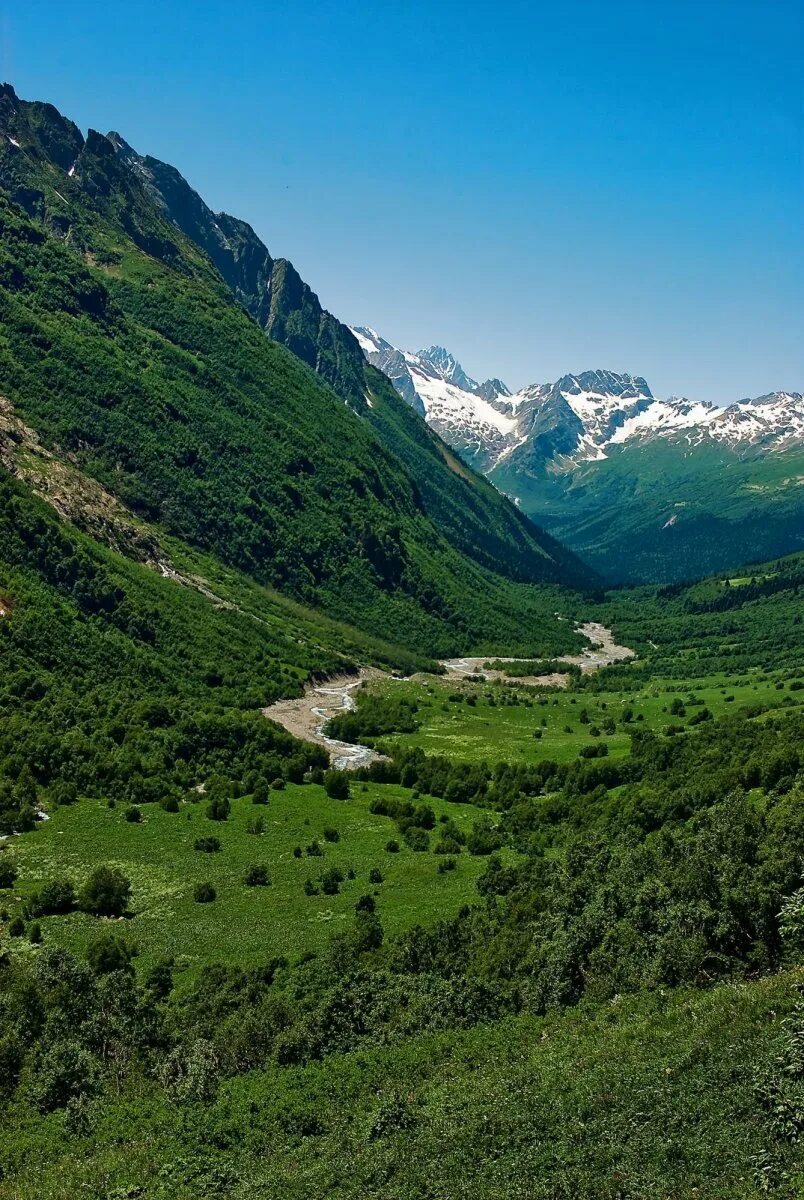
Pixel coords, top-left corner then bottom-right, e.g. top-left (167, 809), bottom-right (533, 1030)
top-left (352, 325), bottom-right (803, 582)
top-left (0, 82), bottom-right (594, 660)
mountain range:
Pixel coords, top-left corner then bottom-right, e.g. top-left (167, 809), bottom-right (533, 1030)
top-left (352, 327), bottom-right (803, 582)
top-left (0, 83), bottom-right (593, 663)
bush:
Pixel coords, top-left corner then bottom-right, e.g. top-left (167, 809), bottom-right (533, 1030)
top-left (305, 841), bottom-right (323, 857)
top-left (368, 868), bottom-right (384, 885)
top-left (324, 770), bottom-right (350, 800)
top-left (385, 839), bottom-right (400, 853)
top-left (0, 856), bottom-right (18, 889)
top-left (247, 816), bottom-right (265, 835)
top-left (193, 882), bottom-right (217, 903)
top-left (124, 805), bottom-right (142, 823)
top-left (244, 864), bottom-right (270, 887)
top-left (437, 857), bottom-right (457, 874)
top-left (79, 867), bottom-right (131, 917)
top-left (193, 836), bottom-right (221, 853)
top-left (160, 796), bottom-right (180, 813)
top-left (28, 921), bottom-right (42, 944)
top-left (403, 827), bottom-right (430, 852)
top-left (206, 796), bottom-right (230, 821)
top-left (87, 933), bottom-right (134, 975)
top-left (323, 827), bottom-right (340, 843)
top-left (320, 867), bottom-right (345, 896)
top-left (28, 1040), bottom-right (101, 1113)
top-left (251, 782), bottom-right (270, 805)
top-left (28, 877), bottom-right (75, 916)
top-left (8, 916), bottom-right (25, 937)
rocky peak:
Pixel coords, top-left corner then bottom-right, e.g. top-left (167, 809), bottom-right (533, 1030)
top-left (417, 345), bottom-right (478, 392)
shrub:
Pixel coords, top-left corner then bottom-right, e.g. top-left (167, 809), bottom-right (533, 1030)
top-left (28, 877), bottom-right (75, 916)
top-left (79, 867), bottom-right (131, 917)
top-left (305, 841), bottom-right (323, 857)
top-left (0, 856), bottom-right (18, 889)
top-left (160, 796), bottom-right (180, 813)
top-left (303, 879), bottom-right (319, 896)
top-left (193, 882), bottom-right (217, 903)
top-left (403, 827), bottom-right (429, 852)
top-left (87, 933), bottom-right (133, 975)
top-left (193, 836), bottom-right (221, 853)
top-left (124, 805), bottom-right (142, 823)
top-left (323, 827), bottom-right (340, 843)
top-left (320, 867), bottom-right (345, 896)
top-left (271, 777), bottom-right (285, 790)
top-left (437, 857), bottom-right (457, 874)
top-left (28, 1041), bottom-right (101, 1113)
top-left (251, 782), bottom-right (270, 805)
top-left (293, 846), bottom-right (302, 859)
top-left (8, 916), bottom-right (25, 937)
top-left (247, 816), bottom-right (265, 835)
top-left (368, 867), bottom-right (384, 884)
top-left (28, 921), bottom-right (42, 944)
top-left (324, 770), bottom-right (350, 800)
top-left (206, 796), bottom-right (230, 821)
top-left (244, 864), bottom-right (270, 887)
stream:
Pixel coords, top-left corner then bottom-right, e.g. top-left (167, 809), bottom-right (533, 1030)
top-left (263, 623), bottom-right (634, 770)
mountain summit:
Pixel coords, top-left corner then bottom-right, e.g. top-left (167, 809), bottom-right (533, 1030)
top-left (352, 326), bottom-right (803, 581)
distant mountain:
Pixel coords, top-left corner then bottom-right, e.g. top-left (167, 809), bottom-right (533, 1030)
top-left (352, 327), bottom-right (803, 582)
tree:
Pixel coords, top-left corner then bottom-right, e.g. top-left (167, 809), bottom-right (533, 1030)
top-left (324, 770), bottom-right (350, 800)
top-left (251, 781), bottom-right (270, 805)
top-left (206, 796), bottom-right (230, 821)
top-left (87, 933), bottom-right (134, 975)
top-left (28, 1040), bottom-right (101, 1113)
top-left (28, 877), bottom-right (75, 916)
top-left (353, 908), bottom-right (383, 952)
top-left (79, 867), bottom-right (131, 917)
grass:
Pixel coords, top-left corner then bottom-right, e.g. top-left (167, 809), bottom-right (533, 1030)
top-left (2, 967), bottom-right (801, 1199)
top-left (369, 669), bottom-right (795, 765)
top-left (7, 782), bottom-right (493, 980)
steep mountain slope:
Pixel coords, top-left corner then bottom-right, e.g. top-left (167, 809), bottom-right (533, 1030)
top-left (353, 326), bottom-right (803, 583)
top-left (0, 84), bottom-right (591, 657)
top-left (93, 132), bottom-right (584, 593)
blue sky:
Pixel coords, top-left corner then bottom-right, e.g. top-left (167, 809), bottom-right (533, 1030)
top-left (3, 0), bottom-right (801, 402)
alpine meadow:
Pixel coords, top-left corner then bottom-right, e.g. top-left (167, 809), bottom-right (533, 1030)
top-left (0, 5), bottom-right (802, 1198)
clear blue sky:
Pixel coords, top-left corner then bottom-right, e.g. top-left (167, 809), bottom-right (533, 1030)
top-left (3, 0), bottom-right (801, 402)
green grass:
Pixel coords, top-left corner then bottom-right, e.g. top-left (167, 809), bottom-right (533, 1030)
top-left (2, 968), bottom-right (801, 1199)
top-left (369, 670), bottom-right (794, 765)
top-left (8, 783), bottom-right (493, 978)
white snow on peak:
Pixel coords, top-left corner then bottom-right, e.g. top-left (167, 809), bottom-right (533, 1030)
top-left (351, 326), bottom-right (383, 357)
top-left (349, 323), bottom-right (802, 469)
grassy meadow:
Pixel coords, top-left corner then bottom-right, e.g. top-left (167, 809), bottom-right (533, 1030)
top-left (7, 782), bottom-right (492, 979)
top-left (368, 668), bottom-right (796, 765)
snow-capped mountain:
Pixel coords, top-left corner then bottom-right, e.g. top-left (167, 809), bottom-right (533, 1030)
top-left (351, 327), bottom-right (518, 468)
top-left (350, 327), bottom-right (803, 473)
top-left (351, 326), bottom-right (803, 584)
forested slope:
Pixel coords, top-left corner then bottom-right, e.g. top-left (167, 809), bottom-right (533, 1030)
top-left (0, 83), bottom-right (592, 659)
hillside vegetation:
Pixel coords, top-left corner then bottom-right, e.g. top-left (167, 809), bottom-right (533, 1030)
top-left (0, 83), bottom-right (591, 658)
